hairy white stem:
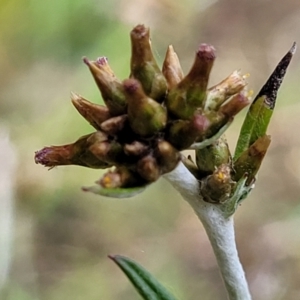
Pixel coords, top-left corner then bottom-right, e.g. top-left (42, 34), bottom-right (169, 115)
top-left (164, 162), bottom-right (251, 300)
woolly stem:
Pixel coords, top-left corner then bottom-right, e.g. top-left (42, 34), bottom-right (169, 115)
top-left (164, 162), bottom-right (251, 300)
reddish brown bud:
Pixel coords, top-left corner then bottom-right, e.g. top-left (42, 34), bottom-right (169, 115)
top-left (124, 141), bottom-right (149, 156)
top-left (219, 92), bottom-right (250, 117)
top-left (34, 132), bottom-right (110, 169)
top-left (98, 167), bottom-right (145, 188)
top-left (83, 57), bottom-right (127, 115)
top-left (155, 140), bottom-right (180, 174)
top-left (137, 154), bottom-right (160, 182)
top-left (100, 115), bottom-right (128, 135)
top-left (89, 140), bottom-right (125, 165)
top-left (205, 71), bottom-right (248, 110)
top-left (71, 92), bottom-right (111, 130)
top-left (200, 164), bottom-right (233, 203)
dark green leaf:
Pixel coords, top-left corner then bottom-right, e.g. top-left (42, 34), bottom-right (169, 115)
top-left (109, 255), bottom-right (178, 300)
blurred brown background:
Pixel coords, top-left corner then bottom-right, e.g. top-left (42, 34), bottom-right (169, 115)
top-left (0, 0), bottom-right (300, 299)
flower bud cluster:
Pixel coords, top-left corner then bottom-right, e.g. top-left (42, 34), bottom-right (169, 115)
top-left (35, 24), bottom-right (283, 203)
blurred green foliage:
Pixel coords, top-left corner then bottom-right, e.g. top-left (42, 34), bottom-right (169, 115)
top-left (1, 0), bottom-right (300, 299)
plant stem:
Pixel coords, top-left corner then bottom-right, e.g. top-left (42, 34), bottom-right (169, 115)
top-left (164, 162), bottom-right (252, 300)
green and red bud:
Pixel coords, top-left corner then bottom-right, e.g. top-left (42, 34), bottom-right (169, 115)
top-left (166, 114), bottom-right (209, 150)
top-left (123, 78), bottom-right (167, 137)
top-left (166, 44), bottom-right (215, 120)
top-left (196, 136), bottom-right (231, 175)
top-left (83, 56), bottom-right (127, 115)
top-left (130, 24), bottom-right (168, 102)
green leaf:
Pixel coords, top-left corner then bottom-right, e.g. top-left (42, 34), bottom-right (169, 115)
top-left (234, 42), bottom-right (296, 160)
top-left (109, 255), bottom-right (178, 300)
top-left (82, 185), bottom-right (146, 198)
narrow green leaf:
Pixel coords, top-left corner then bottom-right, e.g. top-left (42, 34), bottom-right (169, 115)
top-left (109, 255), bottom-right (178, 300)
top-left (82, 185), bottom-right (146, 198)
top-left (234, 42), bottom-right (296, 160)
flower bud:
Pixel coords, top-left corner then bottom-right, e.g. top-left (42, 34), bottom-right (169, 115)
top-left (130, 24), bottom-right (168, 102)
top-left (98, 167), bottom-right (145, 188)
top-left (166, 114), bottom-right (209, 150)
top-left (166, 44), bottom-right (216, 119)
top-left (205, 71), bottom-right (247, 110)
top-left (124, 141), bottom-right (149, 156)
top-left (162, 45), bottom-right (184, 89)
top-left (34, 132), bottom-right (110, 169)
top-left (218, 92), bottom-right (250, 118)
top-left (200, 164), bottom-right (233, 203)
top-left (100, 115), bottom-right (128, 136)
top-left (71, 92), bottom-right (111, 130)
top-left (89, 139), bottom-right (126, 166)
top-left (137, 154), bottom-right (160, 182)
top-left (196, 136), bottom-right (231, 175)
top-left (233, 135), bottom-right (271, 185)
top-left (83, 57), bottom-right (127, 115)
top-left (123, 78), bottom-right (167, 136)
top-left (155, 140), bottom-right (180, 174)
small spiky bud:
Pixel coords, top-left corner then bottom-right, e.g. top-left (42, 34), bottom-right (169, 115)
top-left (34, 132), bottom-right (110, 169)
top-left (83, 57), bottom-right (127, 115)
top-left (166, 44), bottom-right (216, 119)
top-left (71, 92), bottom-right (111, 130)
top-left (162, 45), bottom-right (184, 89)
top-left (205, 71), bottom-right (248, 110)
top-left (123, 78), bottom-right (167, 136)
top-left (130, 24), bottom-right (168, 102)
top-left (219, 92), bottom-right (251, 118)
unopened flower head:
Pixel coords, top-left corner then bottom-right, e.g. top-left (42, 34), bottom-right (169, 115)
top-left (35, 25), bottom-right (295, 203)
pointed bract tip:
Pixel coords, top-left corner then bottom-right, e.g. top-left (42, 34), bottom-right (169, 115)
top-left (70, 91), bottom-right (80, 101)
top-left (290, 42), bottom-right (297, 55)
